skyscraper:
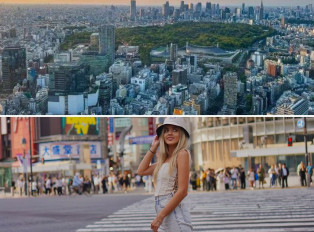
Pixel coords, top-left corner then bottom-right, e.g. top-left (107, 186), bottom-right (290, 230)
top-left (99, 25), bottom-right (115, 66)
top-left (260, 0), bottom-right (264, 20)
top-left (223, 72), bottom-right (238, 109)
top-left (162, 1), bottom-right (170, 18)
top-left (1, 46), bottom-right (27, 93)
top-left (130, 0), bottom-right (136, 21)
top-left (170, 43), bottom-right (178, 61)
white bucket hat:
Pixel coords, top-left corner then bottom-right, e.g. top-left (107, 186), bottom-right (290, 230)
top-left (156, 117), bottom-right (190, 138)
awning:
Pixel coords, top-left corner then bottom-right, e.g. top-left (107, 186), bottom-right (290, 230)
top-left (11, 161), bottom-right (93, 174)
top-left (231, 142), bottom-right (314, 158)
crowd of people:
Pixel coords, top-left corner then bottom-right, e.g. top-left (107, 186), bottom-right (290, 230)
top-left (192, 161), bottom-right (313, 191)
top-left (11, 172), bottom-right (148, 197)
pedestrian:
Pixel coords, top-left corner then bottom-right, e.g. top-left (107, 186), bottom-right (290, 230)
top-left (94, 174), bottom-right (100, 194)
top-left (201, 170), bottom-right (207, 191)
top-left (137, 117), bottom-right (193, 232)
top-left (257, 164), bottom-right (265, 189)
top-left (31, 180), bottom-right (37, 196)
top-left (45, 177), bottom-right (51, 195)
top-left (299, 162), bottom-right (307, 187)
top-left (247, 168), bottom-right (255, 189)
top-left (56, 177), bottom-right (63, 195)
top-left (18, 177), bottom-right (24, 196)
top-left (281, 163), bottom-right (289, 188)
top-left (217, 170), bottom-right (225, 191)
top-left (190, 171), bottom-right (197, 190)
top-left (239, 165), bottom-right (246, 189)
top-left (72, 173), bottom-right (82, 195)
top-left (230, 166), bottom-right (238, 190)
top-left (274, 164), bottom-right (279, 186)
top-left (268, 165), bottom-right (276, 187)
top-left (277, 163), bottom-right (282, 186)
top-left (135, 174), bottom-right (141, 188)
top-left (306, 162), bottom-right (313, 187)
top-left (101, 176), bottom-right (108, 194)
top-left (206, 169), bottom-right (211, 191)
top-left (68, 177), bottom-right (73, 195)
top-left (224, 170), bottom-right (230, 190)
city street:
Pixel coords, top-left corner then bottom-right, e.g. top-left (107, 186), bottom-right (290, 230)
top-left (1, 187), bottom-right (314, 232)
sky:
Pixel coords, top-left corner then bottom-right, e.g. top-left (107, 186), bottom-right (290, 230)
top-left (1, 0), bottom-right (313, 6)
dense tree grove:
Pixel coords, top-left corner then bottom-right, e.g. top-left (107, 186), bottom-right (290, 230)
top-left (61, 22), bottom-right (275, 64)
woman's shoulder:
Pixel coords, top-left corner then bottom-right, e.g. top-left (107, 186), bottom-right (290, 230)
top-left (177, 149), bottom-right (191, 159)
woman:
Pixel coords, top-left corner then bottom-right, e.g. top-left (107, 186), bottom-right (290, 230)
top-left (299, 162), bottom-right (307, 187)
top-left (247, 168), bottom-right (255, 189)
top-left (137, 118), bottom-right (193, 232)
top-left (257, 164), bottom-right (265, 189)
top-left (217, 170), bottom-right (225, 191)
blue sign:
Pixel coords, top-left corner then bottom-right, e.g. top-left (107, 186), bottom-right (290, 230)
top-left (297, 119), bottom-right (305, 129)
top-left (109, 118), bottom-right (114, 133)
top-left (129, 135), bottom-right (155, 145)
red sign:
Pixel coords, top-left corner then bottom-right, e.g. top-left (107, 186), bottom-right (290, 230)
top-left (148, 118), bottom-right (154, 135)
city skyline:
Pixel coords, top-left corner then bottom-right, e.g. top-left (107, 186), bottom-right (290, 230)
top-left (1, 0), bottom-right (313, 7)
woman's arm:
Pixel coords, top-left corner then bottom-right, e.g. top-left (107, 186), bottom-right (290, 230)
top-left (137, 136), bottom-right (159, 176)
top-left (151, 150), bottom-right (190, 231)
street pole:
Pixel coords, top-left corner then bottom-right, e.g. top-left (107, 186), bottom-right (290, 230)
top-left (304, 117), bottom-right (309, 165)
top-left (29, 117), bottom-right (33, 195)
top-left (23, 149), bottom-right (27, 196)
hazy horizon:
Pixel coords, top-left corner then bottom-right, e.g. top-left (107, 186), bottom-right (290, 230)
top-left (1, 0), bottom-right (313, 7)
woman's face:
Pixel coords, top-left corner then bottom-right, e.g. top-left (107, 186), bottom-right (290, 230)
top-left (163, 125), bottom-right (181, 146)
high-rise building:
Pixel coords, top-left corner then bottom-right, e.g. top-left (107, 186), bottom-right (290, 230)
top-left (248, 6), bottom-right (254, 19)
top-left (223, 72), bottom-right (238, 109)
top-left (180, 1), bottom-right (185, 12)
top-left (162, 1), bottom-right (170, 18)
top-left (99, 25), bottom-right (115, 66)
top-left (242, 3), bottom-right (245, 13)
top-left (130, 0), bottom-right (136, 20)
top-left (172, 68), bottom-right (188, 86)
top-left (48, 62), bottom-right (89, 94)
top-left (260, 0), bottom-right (264, 20)
top-left (1, 46), bottom-right (26, 93)
top-left (205, 2), bottom-right (211, 14)
top-left (170, 43), bottom-right (178, 61)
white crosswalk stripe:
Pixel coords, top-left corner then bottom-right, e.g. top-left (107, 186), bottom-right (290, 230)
top-left (76, 188), bottom-right (314, 232)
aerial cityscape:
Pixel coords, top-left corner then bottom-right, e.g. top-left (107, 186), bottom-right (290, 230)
top-left (0, 1), bottom-right (313, 115)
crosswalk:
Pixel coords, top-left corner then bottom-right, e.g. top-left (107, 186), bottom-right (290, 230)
top-left (77, 188), bottom-right (314, 232)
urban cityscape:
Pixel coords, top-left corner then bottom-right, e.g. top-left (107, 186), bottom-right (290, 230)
top-left (0, 1), bottom-right (313, 115)
top-left (0, 116), bottom-right (313, 231)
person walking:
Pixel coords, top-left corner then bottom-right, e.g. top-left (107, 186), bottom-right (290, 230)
top-left (299, 162), bottom-right (307, 187)
top-left (257, 164), bottom-right (265, 189)
top-left (137, 117), bottom-right (193, 232)
top-left (306, 162), bottom-right (313, 187)
top-left (230, 166), bottom-right (239, 190)
top-left (277, 163), bottom-right (282, 187)
top-left (247, 168), bottom-right (255, 189)
top-left (224, 170), bottom-right (230, 190)
top-left (56, 177), bottom-right (63, 195)
top-left (217, 171), bottom-right (225, 191)
top-left (239, 165), bottom-right (246, 189)
top-left (101, 176), bottom-right (108, 194)
top-left (281, 163), bottom-right (289, 188)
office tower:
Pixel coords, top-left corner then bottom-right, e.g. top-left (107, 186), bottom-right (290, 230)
top-left (162, 1), bottom-right (170, 17)
top-left (1, 46), bottom-right (27, 93)
top-left (236, 8), bottom-right (241, 18)
top-left (280, 16), bottom-right (285, 27)
top-left (170, 43), bottom-right (178, 61)
top-left (195, 3), bottom-right (202, 13)
top-left (99, 25), bottom-right (115, 66)
top-left (248, 6), bottom-right (254, 19)
top-left (180, 1), bottom-right (185, 12)
top-left (189, 3), bottom-right (194, 12)
top-left (205, 2), bottom-right (211, 14)
top-left (130, 0), bottom-right (136, 21)
top-left (172, 68), bottom-right (187, 85)
top-left (260, 0), bottom-right (264, 20)
top-left (98, 78), bottom-right (113, 114)
top-left (223, 72), bottom-right (238, 109)
top-left (48, 62), bottom-right (88, 94)
top-left (242, 3), bottom-right (245, 14)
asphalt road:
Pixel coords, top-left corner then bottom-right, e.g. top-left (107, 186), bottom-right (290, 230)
top-left (0, 192), bottom-right (150, 232)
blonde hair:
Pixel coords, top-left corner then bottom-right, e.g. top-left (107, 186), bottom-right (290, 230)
top-left (153, 127), bottom-right (189, 184)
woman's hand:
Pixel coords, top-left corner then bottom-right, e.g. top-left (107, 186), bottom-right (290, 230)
top-left (151, 215), bottom-right (164, 232)
top-left (151, 136), bottom-right (160, 152)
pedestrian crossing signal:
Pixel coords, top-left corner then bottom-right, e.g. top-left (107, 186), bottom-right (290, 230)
top-left (288, 137), bottom-right (293, 147)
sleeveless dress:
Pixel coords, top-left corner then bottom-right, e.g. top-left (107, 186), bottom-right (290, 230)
top-left (154, 150), bottom-right (193, 232)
